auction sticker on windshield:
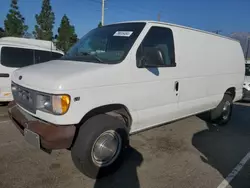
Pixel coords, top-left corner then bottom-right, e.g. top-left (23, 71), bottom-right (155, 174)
top-left (113, 31), bottom-right (133, 37)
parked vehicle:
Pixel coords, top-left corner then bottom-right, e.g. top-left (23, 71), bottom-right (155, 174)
top-left (8, 21), bottom-right (245, 179)
top-left (243, 60), bottom-right (250, 101)
top-left (0, 37), bottom-right (64, 103)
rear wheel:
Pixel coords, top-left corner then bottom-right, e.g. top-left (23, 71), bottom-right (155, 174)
top-left (210, 94), bottom-right (233, 126)
top-left (71, 114), bottom-right (129, 179)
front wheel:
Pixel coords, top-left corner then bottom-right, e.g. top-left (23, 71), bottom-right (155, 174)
top-left (71, 114), bottom-right (129, 179)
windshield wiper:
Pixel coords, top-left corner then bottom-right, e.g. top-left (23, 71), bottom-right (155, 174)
top-left (78, 52), bottom-right (103, 63)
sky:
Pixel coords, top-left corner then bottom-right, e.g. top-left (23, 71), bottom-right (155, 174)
top-left (1, 0), bottom-right (250, 38)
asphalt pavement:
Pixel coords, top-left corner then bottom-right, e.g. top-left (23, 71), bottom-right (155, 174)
top-left (0, 102), bottom-right (250, 188)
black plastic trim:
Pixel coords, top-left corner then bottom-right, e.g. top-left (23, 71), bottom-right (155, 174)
top-left (0, 73), bottom-right (10, 77)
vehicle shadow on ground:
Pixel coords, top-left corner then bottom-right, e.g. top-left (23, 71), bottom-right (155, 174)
top-left (94, 146), bottom-right (143, 188)
top-left (0, 102), bottom-right (9, 107)
top-left (193, 103), bottom-right (250, 188)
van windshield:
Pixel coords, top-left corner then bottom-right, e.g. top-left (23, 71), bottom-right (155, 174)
top-left (61, 22), bottom-right (146, 64)
top-left (246, 64), bottom-right (250, 76)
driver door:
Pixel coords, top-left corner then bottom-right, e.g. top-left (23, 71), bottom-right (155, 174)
top-left (130, 26), bottom-right (180, 132)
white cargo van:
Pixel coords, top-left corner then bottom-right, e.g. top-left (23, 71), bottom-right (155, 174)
top-left (0, 37), bottom-right (64, 103)
top-left (8, 21), bottom-right (245, 179)
top-left (243, 60), bottom-right (250, 101)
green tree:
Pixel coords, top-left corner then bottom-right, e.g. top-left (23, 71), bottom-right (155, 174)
top-left (4, 0), bottom-right (28, 37)
top-left (33, 0), bottom-right (55, 40)
top-left (0, 27), bottom-right (5, 38)
top-left (56, 15), bottom-right (78, 52)
top-left (98, 21), bottom-right (102, 28)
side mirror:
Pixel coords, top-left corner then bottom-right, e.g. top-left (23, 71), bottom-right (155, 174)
top-left (137, 47), bottom-right (165, 68)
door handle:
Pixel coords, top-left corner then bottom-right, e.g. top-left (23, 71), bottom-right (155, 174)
top-left (0, 73), bottom-right (9, 78)
top-left (175, 81), bottom-right (179, 92)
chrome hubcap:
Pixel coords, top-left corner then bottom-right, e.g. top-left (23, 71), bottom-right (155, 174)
top-left (222, 101), bottom-right (231, 120)
top-left (91, 130), bottom-right (122, 167)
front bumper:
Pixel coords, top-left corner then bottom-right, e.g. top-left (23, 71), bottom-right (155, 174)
top-left (8, 101), bottom-right (76, 151)
top-left (0, 92), bottom-right (13, 102)
top-left (243, 88), bottom-right (250, 101)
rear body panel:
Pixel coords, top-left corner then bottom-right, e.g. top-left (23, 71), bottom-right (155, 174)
top-left (0, 61), bottom-right (17, 101)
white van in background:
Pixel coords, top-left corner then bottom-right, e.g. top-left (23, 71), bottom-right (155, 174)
top-left (0, 37), bottom-right (64, 103)
top-left (243, 60), bottom-right (250, 101)
top-left (8, 21), bottom-right (245, 179)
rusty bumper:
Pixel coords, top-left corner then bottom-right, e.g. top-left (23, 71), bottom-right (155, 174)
top-left (8, 101), bottom-right (76, 150)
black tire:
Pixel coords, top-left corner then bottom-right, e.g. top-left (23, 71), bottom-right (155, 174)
top-left (71, 114), bottom-right (129, 179)
top-left (210, 94), bottom-right (233, 126)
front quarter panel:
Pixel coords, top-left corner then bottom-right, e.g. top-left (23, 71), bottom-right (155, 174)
top-left (38, 85), bottom-right (138, 126)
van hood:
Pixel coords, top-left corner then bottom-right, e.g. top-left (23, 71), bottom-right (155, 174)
top-left (12, 60), bottom-right (124, 92)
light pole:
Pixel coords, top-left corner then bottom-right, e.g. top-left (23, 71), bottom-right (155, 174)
top-left (101, 0), bottom-right (105, 26)
top-left (157, 12), bottom-right (161, 21)
top-left (245, 36), bottom-right (250, 60)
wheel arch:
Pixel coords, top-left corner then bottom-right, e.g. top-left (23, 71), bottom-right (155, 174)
top-left (225, 87), bottom-right (236, 100)
top-left (77, 103), bottom-right (132, 129)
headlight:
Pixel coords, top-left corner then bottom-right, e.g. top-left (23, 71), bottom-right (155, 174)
top-left (37, 94), bottom-right (70, 115)
top-left (11, 83), bottom-right (17, 94)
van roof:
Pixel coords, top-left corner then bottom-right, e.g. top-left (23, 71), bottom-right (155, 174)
top-left (109, 20), bottom-right (239, 43)
top-left (0, 37), bottom-right (64, 54)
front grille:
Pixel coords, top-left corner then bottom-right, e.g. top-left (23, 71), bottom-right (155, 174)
top-left (12, 83), bottom-right (36, 114)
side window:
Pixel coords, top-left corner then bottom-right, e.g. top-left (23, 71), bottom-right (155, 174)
top-left (51, 52), bottom-right (63, 60)
top-left (136, 26), bottom-right (175, 67)
top-left (34, 50), bottom-right (51, 64)
top-left (34, 50), bottom-right (63, 64)
top-left (1, 47), bottom-right (34, 68)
